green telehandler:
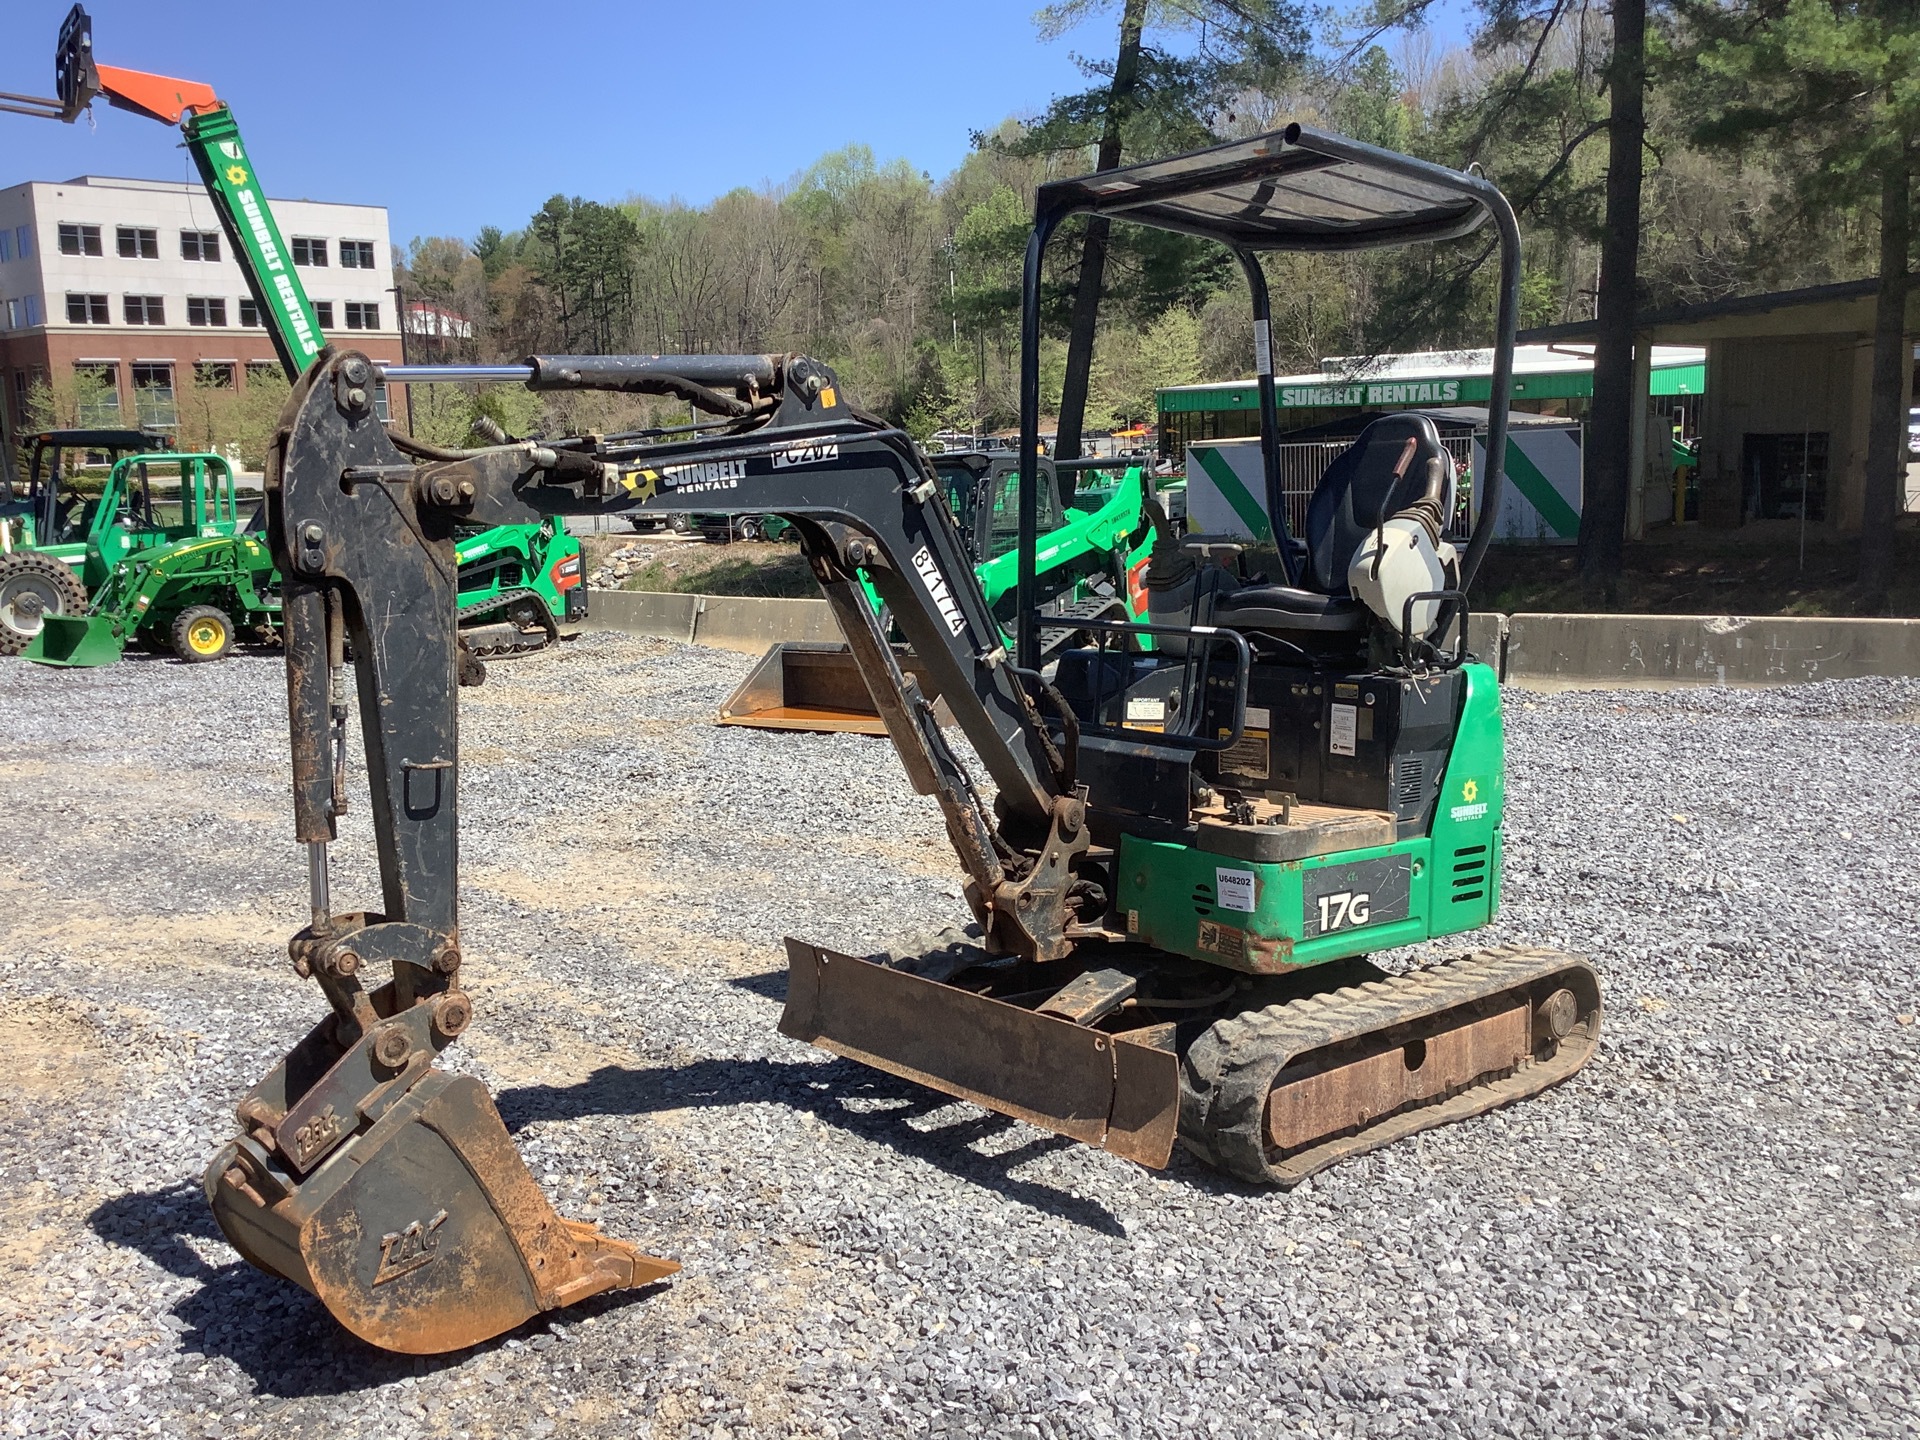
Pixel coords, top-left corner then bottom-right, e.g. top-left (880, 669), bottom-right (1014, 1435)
top-left (0, 6), bottom-right (581, 663)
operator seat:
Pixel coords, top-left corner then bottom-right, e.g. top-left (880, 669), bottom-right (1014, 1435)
top-left (1211, 412), bottom-right (1452, 637)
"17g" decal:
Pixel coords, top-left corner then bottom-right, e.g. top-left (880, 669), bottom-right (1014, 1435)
top-left (1301, 855), bottom-right (1412, 937)
top-left (1315, 890), bottom-right (1371, 933)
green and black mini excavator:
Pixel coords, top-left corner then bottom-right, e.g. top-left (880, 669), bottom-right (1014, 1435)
top-left (204, 127), bottom-right (1601, 1354)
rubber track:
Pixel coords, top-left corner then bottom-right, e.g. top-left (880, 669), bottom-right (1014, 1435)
top-left (1179, 945), bottom-right (1601, 1186)
top-left (457, 587), bottom-right (559, 657)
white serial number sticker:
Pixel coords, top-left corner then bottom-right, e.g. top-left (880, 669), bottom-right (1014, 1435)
top-left (1215, 868), bottom-right (1256, 913)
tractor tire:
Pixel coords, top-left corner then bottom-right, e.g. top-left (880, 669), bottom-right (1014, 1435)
top-left (668, 513), bottom-right (691, 535)
top-left (0, 552), bottom-right (87, 656)
top-left (739, 516), bottom-right (764, 542)
top-left (171, 605), bottom-right (235, 663)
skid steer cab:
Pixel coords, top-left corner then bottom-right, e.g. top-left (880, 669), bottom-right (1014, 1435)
top-left (209, 124), bottom-right (1599, 1356)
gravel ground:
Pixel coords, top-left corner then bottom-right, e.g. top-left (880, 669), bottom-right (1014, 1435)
top-left (1, 633), bottom-right (1916, 1440)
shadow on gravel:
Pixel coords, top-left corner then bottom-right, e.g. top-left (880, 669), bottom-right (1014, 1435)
top-left (728, 968), bottom-right (787, 1001)
top-left (86, 1182), bottom-right (664, 1392)
top-left (496, 1056), bottom-right (1128, 1236)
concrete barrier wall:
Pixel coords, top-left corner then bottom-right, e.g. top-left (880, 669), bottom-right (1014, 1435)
top-left (1503, 613), bottom-right (1920, 686)
top-left (583, 590), bottom-right (840, 654)
top-left (584, 590), bottom-right (1920, 686)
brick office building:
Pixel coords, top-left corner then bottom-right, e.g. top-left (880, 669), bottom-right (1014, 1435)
top-left (0, 173), bottom-right (404, 436)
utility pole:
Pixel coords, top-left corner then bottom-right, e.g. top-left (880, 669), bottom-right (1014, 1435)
top-left (390, 280), bottom-right (415, 431)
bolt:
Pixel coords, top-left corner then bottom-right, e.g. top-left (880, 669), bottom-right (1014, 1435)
top-left (457, 480), bottom-right (475, 500)
top-left (301, 523), bottom-right (324, 544)
top-left (432, 993), bottom-right (473, 1040)
top-left (236, 1097), bottom-right (276, 1130)
top-left (432, 943), bottom-right (462, 975)
top-left (331, 948), bottom-right (360, 977)
top-left (372, 1026), bottom-right (412, 1069)
top-left (341, 357), bottom-right (371, 386)
top-left (846, 540), bottom-right (869, 565)
top-left (345, 386), bottom-right (368, 409)
top-left (430, 477), bottom-right (459, 505)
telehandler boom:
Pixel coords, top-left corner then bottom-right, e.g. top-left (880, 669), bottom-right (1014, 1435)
top-left (210, 127), bottom-right (1600, 1355)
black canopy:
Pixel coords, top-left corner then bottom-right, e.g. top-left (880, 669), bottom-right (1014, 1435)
top-left (1032, 124), bottom-right (1498, 253)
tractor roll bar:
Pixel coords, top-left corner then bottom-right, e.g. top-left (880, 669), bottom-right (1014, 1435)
top-left (1013, 123), bottom-right (1522, 670)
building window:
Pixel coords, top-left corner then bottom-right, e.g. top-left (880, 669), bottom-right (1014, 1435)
top-left (117, 226), bottom-right (160, 260)
top-left (58, 223), bottom-right (102, 256)
top-left (15, 225), bottom-right (32, 260)
top-left (245, 361), bottom-right (282, 387)
top-left (187, 297), bottom-right (229, 327)
top-left (374, 381), bottom-right (391, 422)
top-left (291, 237), bottom-right (329, 267)
top-left (181, 229), bottom-right (222, 261)
top-left (124, 294), bottom-right (166, 325)
top-left (312, 301), bottom-right (334, 328)
top-left (74, 363), bottom-right (120, 424)
top-left (131, 363), bottom-right (176, 429)
top-left (340, 240), bottom-right (376, 269)
top-left (238, 297), bottom-right (262, 327)
top-left (0, 232), bottom-right (11, 263)
top-left (67, 292), bottom-right (110, 324)
top-left (344, 301), bottom-right (379, 330)
top-left (194, 362), bottom-right (236, 389)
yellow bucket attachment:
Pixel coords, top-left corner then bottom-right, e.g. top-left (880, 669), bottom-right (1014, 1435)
top-left (718, 641), bottom-right (953, 735)
top-left (206, 990), bottom-right (675, 1354)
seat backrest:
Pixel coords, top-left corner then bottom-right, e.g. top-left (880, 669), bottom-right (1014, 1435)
top-left (1302, 413), bottom-right (1450, 594)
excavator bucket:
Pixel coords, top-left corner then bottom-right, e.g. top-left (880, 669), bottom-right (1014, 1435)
top-left (719, 641), bottom-right (952, 734)
top-left (22, 613), bottom-right (125, 667)
top-left (204, 993), bottom-right (677, 1354)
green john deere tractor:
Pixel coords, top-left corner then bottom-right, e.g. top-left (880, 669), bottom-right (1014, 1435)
top-left (0, 435), bottom-right (225, 653)
top-left (25, 512), bottom-right (585, 668)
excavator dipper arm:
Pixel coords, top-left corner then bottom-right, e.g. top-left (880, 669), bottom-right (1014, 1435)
top-left (206, 347), bottom-right (1105, 1354)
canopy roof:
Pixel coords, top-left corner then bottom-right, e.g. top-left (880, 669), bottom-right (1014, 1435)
top-left (1035, 124), bottom-right (1497, 253)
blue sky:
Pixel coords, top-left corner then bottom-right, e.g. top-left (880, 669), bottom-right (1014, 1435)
top-left (0, 0), bottom-right (1476, 248)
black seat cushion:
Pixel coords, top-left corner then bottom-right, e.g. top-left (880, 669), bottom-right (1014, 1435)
top-left (1212, 585), bottom-right (1366, 634)
top-left (1303, 413), bottom-right (1450, 595)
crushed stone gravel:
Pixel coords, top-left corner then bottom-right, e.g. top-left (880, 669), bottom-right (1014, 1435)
top-left (0, 633), bottom-right (1915, 1440)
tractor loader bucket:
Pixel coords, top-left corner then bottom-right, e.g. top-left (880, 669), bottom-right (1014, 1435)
top-left (205, 987), bottom-right (677, 1355)
top-left (22, 613), bottom-right (125, 667)
top-left (719, 642), bottom-right (953, 735)
top-left (780, 939), bottom-right (1181, 1166)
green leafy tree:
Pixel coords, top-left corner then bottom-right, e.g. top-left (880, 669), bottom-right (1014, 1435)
top-left (1689, 0), bottom-right (1919, 600)
top-left (1015, 0), bottom-right (1311, 458)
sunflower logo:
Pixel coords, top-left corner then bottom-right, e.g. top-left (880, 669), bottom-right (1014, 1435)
top-left (226, 164), bottom-right (249, 184)
top-left (1461, 779), bottom-right (1479, 803)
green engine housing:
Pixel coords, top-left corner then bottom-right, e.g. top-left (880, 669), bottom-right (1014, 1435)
top-left (1067, 659), bottom-right (1506, 974)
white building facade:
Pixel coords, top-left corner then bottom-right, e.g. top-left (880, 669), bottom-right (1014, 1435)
top-left (0, 174), bottom-right (403, 433)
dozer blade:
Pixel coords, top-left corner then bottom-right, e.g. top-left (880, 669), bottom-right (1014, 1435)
top-left (719, 642), bottom-right (953, 735)
top-left (205, 1004), bottom-right (676, 1354)
top-left (22, 613), bottom-right (125, 667)
top-left (780, 938), bottom-right (1180, 1166)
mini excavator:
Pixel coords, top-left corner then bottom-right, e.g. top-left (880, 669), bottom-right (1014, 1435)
top-left (205, 128), bottom-right (1601, 1354)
